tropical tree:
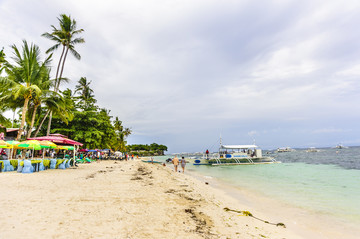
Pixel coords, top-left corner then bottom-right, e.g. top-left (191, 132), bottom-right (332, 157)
top-left (74, 77), bottom-right (96, 110)
top-left (32, 89), bottom-right (73, 137)
top-left (0, 104), bottom-right (10, 126)
top-left (42, 14), bottom-right (85, 135)
top-left (0, 48), bottom-right (5, 74)
top-left (0, 86), bottom-right (24, 127)
top-left (113, 117), bottom-right (131, 151)
top-left (1, 40), bottom-right (52, 140)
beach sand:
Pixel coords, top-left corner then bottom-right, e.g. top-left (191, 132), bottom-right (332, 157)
top-left (1, 160), bottom-right (307, 238)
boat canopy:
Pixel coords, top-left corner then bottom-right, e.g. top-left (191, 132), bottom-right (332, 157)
top-left (220, 145), bottom-right (258, 149)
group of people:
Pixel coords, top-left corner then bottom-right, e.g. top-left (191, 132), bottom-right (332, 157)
top-left (171, 155), bottom-right (186, 173)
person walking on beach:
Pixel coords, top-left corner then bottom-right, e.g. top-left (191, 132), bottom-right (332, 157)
top-left (172, 155), bottom-right (179, 172)
top-left (180, 156), bottom-right (186, 173)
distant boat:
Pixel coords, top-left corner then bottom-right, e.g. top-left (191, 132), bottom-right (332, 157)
top-left (306, 147), bottom-right (319, 152)
top-left (141, 160), bottom-right (162, 164)
top-left (277, 147), bottom-right (295, 153)
top-left (335, 144), bottom-right (348, 149)
top-left (188, 143), bottom-right (279, 166)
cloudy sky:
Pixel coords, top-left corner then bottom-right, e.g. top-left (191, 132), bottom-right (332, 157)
top-left (1, 0), bottom-right (360, 153)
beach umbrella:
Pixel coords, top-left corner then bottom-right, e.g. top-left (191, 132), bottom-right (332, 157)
top-left (0, 140), bottom-right (11, 148)
top-left (39, 141), bottom-right (57, 149)
top-left (57, 145), bottom-right (75, 160)
top-left (5, 140), bottom-right (20, 160)
top-left (27, 136), bottom-right (83, 146)
top-left (16, 140), bottom-right (42, 159)
top-left (57, 145), bottom-right (74, 150)
top-left (39, 141), bottom-right (57, 159)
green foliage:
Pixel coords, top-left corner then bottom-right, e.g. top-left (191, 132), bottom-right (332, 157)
top-left (1, 40), bottom-right (52, 140)
top-left (127, 143), bottom-right (168, 156)
top-left (51, 78), bottom-right (130, 150)
top-left (0, 15), bottom-right (131, 151)
top-left (0, 48), bottom-right (5, 74)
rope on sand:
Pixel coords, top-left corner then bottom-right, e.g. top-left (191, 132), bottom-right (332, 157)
top-left (223, 207), bottom-right (286, 228)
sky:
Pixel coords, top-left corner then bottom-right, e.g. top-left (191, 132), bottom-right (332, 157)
top-left (1, 0), bottom-right (360, 153)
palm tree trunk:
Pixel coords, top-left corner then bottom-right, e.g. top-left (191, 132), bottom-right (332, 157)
top-left (47, 46), bottom-right (69, 136)
top-left (57, 46), bottom-right (69, 92)
top-left (55, 45), bottom-right (66, 92)
top-left (34, 109), bottom-right (50, 137)
top-left (26, 104), bottom-right (39, 139)
top-left (46, 111), bottom-right (53, 136)
top-left (16, 97), bottom-right (30, 140)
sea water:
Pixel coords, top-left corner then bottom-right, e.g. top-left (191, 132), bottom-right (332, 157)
top-left (156, 147), bottom-right (360, 225)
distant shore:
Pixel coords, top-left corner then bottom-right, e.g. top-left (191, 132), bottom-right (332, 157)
top-left (1, 159), bottom-right (353, 238)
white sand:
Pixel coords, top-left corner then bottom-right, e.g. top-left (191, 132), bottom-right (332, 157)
top-left (0, 160), bottom-right (340, 238)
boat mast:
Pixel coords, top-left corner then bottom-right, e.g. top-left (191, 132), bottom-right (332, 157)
top-left (219, 134), bottom-right (222, 158)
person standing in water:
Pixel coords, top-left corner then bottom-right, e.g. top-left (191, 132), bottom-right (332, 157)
top-left (180, 156), bottom-right (186, 173)
top-left (172, 155), bottom-right (179, 172)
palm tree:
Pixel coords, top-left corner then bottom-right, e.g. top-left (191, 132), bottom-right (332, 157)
top-left (32, 88), bottom-right (74, 137)
top-left (74, 77), bottom-right (96, 109)
top-left (113, 117), bottom-right (132, 152)
top-left (1, 40), bottom-right (52, 140)
top-left (26, 76), bottom-right (55, 138)
top-left (0, 86), bottom-right (24, 127)
top-left (0, 104), bottom-right (9, 125)
top-left (42, 14), bottom-right (85, 135)
top-left (0, 48), bottom-right (5, 73)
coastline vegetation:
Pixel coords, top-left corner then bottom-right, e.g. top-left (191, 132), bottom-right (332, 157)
top-left (127, 143), bottom-right (168, 156)
top-left (0, 14), bottom-right (132, 151)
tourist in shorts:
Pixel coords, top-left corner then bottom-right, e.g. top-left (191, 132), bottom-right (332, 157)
top-left (180, 156), bottom-right (186, 173)
top-left (172, 155), bottom-right (179, 172)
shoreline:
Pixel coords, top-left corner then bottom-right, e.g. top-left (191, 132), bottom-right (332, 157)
top-left (185, 166), bottom-right (360, 239)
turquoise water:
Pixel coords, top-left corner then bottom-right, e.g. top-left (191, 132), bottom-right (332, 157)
top-left (155, 147), bottom-right (360, 224)
top-left (189, 163), bottom-right (360, 223)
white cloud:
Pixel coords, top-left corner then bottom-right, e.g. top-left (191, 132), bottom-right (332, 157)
top-left (1, 0), bottom-right (360, 152)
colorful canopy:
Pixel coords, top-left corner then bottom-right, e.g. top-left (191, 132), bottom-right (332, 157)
top-left (58, 145), bottom-right (75, 151)
top-left (27, 136), bottom-right (83, 146)
top-left (16, 140), bottom-right (42, 150)
top-left (6, 140), bottom-right (20, 146)
top-left (0, 140), bottom-right (11, 148)
top-left (39, 140), bottom-right (57, 149)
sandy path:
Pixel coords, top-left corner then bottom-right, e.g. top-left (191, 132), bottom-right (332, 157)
top-left (0, 160), bottom-right (302, 239)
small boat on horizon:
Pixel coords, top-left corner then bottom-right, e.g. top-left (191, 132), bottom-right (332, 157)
top-left (276, 147), bottom-right (295, 153)
top-left (306, 147), bottom-right (319, 152)
top-left (335, 144), bottom-right (348, 149)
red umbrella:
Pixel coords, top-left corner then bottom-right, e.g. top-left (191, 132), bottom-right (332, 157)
top-left (27, 136), bottom-right (83, 146)
top-left (49, 133), bottom-right (68, 138)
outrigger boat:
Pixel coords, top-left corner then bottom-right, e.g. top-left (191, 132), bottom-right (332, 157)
top-left (191, 144), bottom-right (278, 166)
top-left (276, 147), bottom-right (295, 152)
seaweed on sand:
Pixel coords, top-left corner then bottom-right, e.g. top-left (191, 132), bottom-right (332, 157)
top-left (223, 207), bottom-right (286, 228)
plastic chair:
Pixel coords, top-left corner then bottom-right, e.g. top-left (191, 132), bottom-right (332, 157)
top-left (17, 159), bottom-right (23, 173)
top-left (65, 159), bottom-right (71, 168)
top-left (39, 161), bottom-right (45, 171)
top-left (50, 159), bottom-right (57, 169)
top-left (3, 160), bottom-right (14, 172)
top-left (58, 159), bottom-right (67, 169)
top-left (22, 160), bottom-right (34, 173)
